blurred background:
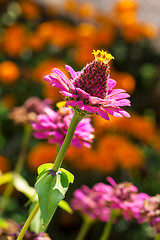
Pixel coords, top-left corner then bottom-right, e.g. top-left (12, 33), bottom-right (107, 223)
top-left (0, 0), bottom-right (160, 239)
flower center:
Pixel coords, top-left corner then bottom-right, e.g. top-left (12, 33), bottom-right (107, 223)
top-left (73, 50), bottom-right (114, 99)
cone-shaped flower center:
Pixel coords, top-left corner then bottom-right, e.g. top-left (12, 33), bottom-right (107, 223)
top-left (73, 50), bottom-right (114, 99)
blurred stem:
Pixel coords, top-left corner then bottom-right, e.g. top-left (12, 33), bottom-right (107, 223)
top-left (0, 124), bottom-right (31, 216)
top-left (75, 216), bottom-right (93, 240)
top-left (52, 111), bottom-right (83, 172)
top-left (155, 233), bottom-right (160, 240)
top-left (99, 211), bottom-right (115, 240)
top-left (16, 202), bottom-right (39, 240)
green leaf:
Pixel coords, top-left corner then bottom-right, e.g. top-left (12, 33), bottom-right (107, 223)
top-left (58, 200), bottom-right (73, 214)
top-left (0, 172), bottom-right (13, 186)
top-left (0, 218), bottom-right (7, 228)
top-left (37, 163), bottom-right (53, 175)
top-left (60, 168), bottom-right (74, 183)
top-left (13, 173), bottom-right (37, 201)
top-left (29, 202), bottom-right (45, 233)
top-left (35, 170), bottom-right (72, 227)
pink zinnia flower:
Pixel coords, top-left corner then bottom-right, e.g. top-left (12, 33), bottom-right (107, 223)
top-left (139, 194), bottom-right (160, 233)
top-left (44, 50), bottom-right (130, 120)
top-left (106, 177), bottom-right (149, 221)
top-left (31, 103), bottom-right (94, 148)
top-left (71, 185), bottom-right (111, 222)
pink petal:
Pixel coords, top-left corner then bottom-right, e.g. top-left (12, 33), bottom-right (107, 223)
top-left (52, 68), bottom-right (75, 90)
top-left (65, 65), bottom-right (79, 79)
top-left (107, 78), bottom-right (116, 90)
top-left (61, 91), bottom-right (77, 98)
top-left (107, 177), bottom-right (117, 187)
top-left (65, 100), bottom-right (84, 107)
top-left (108, 89), bottom-right (126, 96)
top-left (96, 108), bottom-right (110, 120)
top-left (102, 107), bottom-right (123, 117)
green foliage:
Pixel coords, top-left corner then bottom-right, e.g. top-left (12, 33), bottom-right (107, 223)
top-left (35, 165), bottom-right (74, 227)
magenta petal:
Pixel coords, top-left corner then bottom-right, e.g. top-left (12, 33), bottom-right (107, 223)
top-left (110, 93), bottom-right (130, 100)
top-left (107, 78), bottom-right (116, 90)
top-left (118, 109), bottom-right (131, 117)
top-left (52, 68), bottom-right (69, 82)
top-left (44, 75), bottom-right (52, 83)
top-left (49, 73), bottom-right (69, 90)
top-left (102, 107), bottom-right (123, 117)
top-left (96, 108), bottom-right (109, 120)
top-left (65, 65), bottom-right (79, 79)
top-left (79, 105), bottom-right (95, 113)
top-left (108, 89), bottom-right (126, 96)
top-left (107, 177), bottom-right (117, 186)
top-left (76, 88), bottom-right (90, 98)
top-left (65, 100), bottom-right (84, 107)
top-left (61, 91), bottom-right (77, 98)
top-left (52, 68), bottom-right (75, 90)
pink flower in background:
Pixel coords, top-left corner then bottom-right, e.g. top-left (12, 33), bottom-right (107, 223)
top-left (94, 177), bottom-right (149, 222)
top-left (71, 177), bottom-right (151, 224)
top-left (71, 185), bottom-right (111, 222)
top-left (139, 194), bottom-right (160, 233)
top-left (31, 103), bottom-right (94, 148)
top-left (44, 50), bottom-right (130, 120)
top-left (106, 177), bottom-right (143, 220)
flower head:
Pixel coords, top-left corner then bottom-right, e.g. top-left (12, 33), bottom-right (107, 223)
top-left (9, 97), bottom-right (51, 125)
top-left (94, 177), bottom-right (148, 221)
top-left (139, 194), bottom-right (160, 233)
top-left (31, 102), bottom-right (94, 148)
top-left (71, 185), bottom-right (111, 222)
top-left (0, 219), bottom-right (51, 240)
top-left (44, 50), bottom-right (130, 120)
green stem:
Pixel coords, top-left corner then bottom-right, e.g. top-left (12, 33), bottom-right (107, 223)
top-left (52, 111), bottom-right (83, 171)
top-left (155, 233), bottom-right (160, 240)
top-left (76, 216), bottom-right (93, 240)
top-left (16, 202), bottom-right (39, 240)
top-left (0, 125), bottom-right (31, 215)
top-left (99, 212), bottom-right (115, 240)
top-left (14, 124), bottom-right (31, 173)
top-left (16, 111), bottom-right (84, 239)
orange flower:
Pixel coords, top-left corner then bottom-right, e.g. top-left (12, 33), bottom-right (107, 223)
top-left (32, 58), bottom-right (65, 102)
top-left (93, 113), bottom-right (157, 145)
top-left (141, 23), bottom-right (158, 39)
top-left (110, 70), bottom-right (136, 94)
top-left (114, 0), bottom-right (138, 13)
top-left (115, 141), bottom-right (144, 169)
top-left (64, 0), bottom-right (77, 13)
top-left (98, 135), bottom-right (143, 170)
top-left (74, 44), bottom-right (95, 66)
top-left (0, 61), bottom-right (20, 84)
top-left (0, 155), bottom-right (11, 173)
top-left (66, 134), bottom-right (143, 172)
top-left (19, 0), bottom-right (40, 20)
top-left (32, 58), bottom-right (67, 83)
top-left (2, 24), bottom-right (26, 56)
top-left (27, 32), bottom-right (45, 51)
top-left (113, 0), bottom-right (138, 27)
top-left (37, 21), bottom-right (55, 43)
top-left (78, 2), bottom-right (95, 18)
top-left (27, 143), bottom-right (57, 172)
top-left (66, 145), bottom-right (100, 171)
top-left (49, 21), bottom-right (76, 47)
top-left (37, 21), bottom-right (75, 47)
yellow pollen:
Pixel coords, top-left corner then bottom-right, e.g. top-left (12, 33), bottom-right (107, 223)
top-left (56, 101), bottom-right (72, 109)
top-left (56, 101), bottom-right (66, 108)
top-left (92, 50), bottom-right (114, 64)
